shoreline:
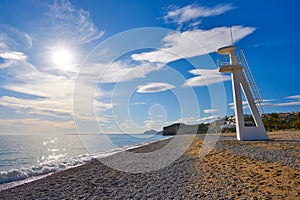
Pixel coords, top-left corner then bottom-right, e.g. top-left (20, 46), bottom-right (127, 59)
top-left (0, 131), bottom-right (299, 199)
top-left (0, 135), bottom-right (171, 191)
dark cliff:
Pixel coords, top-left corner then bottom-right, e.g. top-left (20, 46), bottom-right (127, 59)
top-left (162, 123), bottom-right (209, 136)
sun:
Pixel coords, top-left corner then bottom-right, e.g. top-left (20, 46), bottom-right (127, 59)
top-left (51, 48), bottom-right (73, 69)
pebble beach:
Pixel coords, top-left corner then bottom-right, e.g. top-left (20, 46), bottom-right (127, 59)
top-left (1, 131), bottom-right (299, 199)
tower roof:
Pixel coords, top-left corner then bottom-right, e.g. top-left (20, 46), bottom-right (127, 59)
top-left (217, 45), bottom-right (236, 55)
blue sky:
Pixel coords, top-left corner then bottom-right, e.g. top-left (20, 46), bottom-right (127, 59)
top-left (0, 0), bottom-right (299, 134)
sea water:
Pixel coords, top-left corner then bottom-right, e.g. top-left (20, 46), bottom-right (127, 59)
top-left (0, 134), bottom-right (166, 187)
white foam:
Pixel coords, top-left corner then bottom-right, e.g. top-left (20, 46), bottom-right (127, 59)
top-left (0, 154), bottom-right (90, 184)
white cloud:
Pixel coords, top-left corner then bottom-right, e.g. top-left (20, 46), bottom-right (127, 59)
top-left (164, 3), bottom-right (235, 27)
top-left (203, 108), bottom-right (218, 114)
top-left (174, 116), bottom-right (198, 124)
top-left (132, 26), bottom-right (255, 64)
top-left (24, 33), bottom-right (33, 49)
top-left (228, 98), bottom-right (300, 109)
top-left (286, 95), bottom-right (300, 99)
top-left (0, 59), bottom-right (14, 69)
top-left (119, 119), bottom-right (132, 130)
top-left (229, 100), bottom-right (257, 110)
top-left (0, 40), bottom-right (6, 49)
top-left (183, 69), bottom-right (231, 87)
top-left (1, 63), bottom-right (113, 121)
top-left (228, 100), bottom-right (249, 106)
top-left (176, 115), bottom-right (220, 124)
top-left (0, 51), bottom-right (29, 69)
top-left (137, 82), bottom-right (175, 93)
top-left (46, 0), bottom-right (104, 44)
top-left (0, 25), bottom-right (33, 69)
top-left (261, 101), bottom-right (300, 107)
top-left (131, 101), bottom-right (147, 105)
top-left (0, 96), bottom-right (71, 119)
top-left (0, 118), bottom-right (75, 134)
top-left (0, 51), bottom-right (27, 61)
top-left (198, 115), bottom-right (220, 123)
top-left (3, 70), bottom-right (75, 98)
top-left (81, 61), bottom-right (163, 83)
top-left (228, 99), bottom-right (274, 106)
top-left (0, 25), bottom-right (33, 51)
top-left (0, 94), bottom-right (113, 121)
top-left (143, 119), bottom-right (165, 130)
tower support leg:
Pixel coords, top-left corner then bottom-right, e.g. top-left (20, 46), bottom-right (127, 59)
top-left (231, 69), bottom-right (268, 141)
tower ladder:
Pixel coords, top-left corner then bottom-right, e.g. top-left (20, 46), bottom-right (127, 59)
top-left (238, 50), bottom-right (264, 115)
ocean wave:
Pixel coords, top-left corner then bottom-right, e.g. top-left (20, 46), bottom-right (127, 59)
top-left (0, 136), bottom-right (169, 188)
top-left (0, 154), bottom-right (91, 184)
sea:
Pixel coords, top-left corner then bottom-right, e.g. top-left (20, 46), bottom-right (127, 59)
top-left (0, 134), bottom-right (166, 189)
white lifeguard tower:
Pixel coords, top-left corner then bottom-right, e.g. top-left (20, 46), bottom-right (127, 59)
top-left (217, 45), bottom-right (268, 141)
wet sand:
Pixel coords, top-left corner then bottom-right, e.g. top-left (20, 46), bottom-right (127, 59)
top-left (1, 131), bottom-right (299, 199)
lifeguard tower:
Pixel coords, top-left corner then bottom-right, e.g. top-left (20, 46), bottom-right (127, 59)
top-left (217, 45), bottom-right (268, 141)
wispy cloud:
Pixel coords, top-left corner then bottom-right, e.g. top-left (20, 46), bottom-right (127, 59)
top-left (0, 118), bottom-right (75, 134)
top-left (0, 96), bottom-right (71, 119)
top-left (0, 50), bottom-right (32, 69)
top-left (261, 101), bottom-right (300, 107)
top-left (183, 69), bottom-right (231, 87)
top-left (137, 82), bottom-right (175, 93)
top-left (163, 3), bottom-right (235, 29)
top-left (0, 51), bottom-right (27, 61)
top-left (2, 68), bottom-right (74, 98)
top-left (131, 101), bottom-right (147, 105)
top-left (0, 25), bottom-right (32, 69)
top-left (46, 0), bottom-right (104, 44)
top-left (143, 119), bottom-right (165, 130)
top-left (228, 99), bottom-right (274, 106)
top-left (287, 95), bottom-right (300, 99)
top-left (257, 97), bottom-right (300, 108)
top-left (132, 26), bottom-right (255, 63)
top-left (81, 61), bottom-right (163, 83)
top-left (198, 115), bottom-right (220, 123)
top-left (0, 25), bottom-right (32, 51)
top-left (203, 108), bottom-right (218, 114)
top-left (228, 97), bottom-right (300, 109)
top-left (1, 63), bottom-right (113, 121)
top-left (176, 115), bottom-right (220, 125)
top-left (0, 94), bottom-right (113, 121)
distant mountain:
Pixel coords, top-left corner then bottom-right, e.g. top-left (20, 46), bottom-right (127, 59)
top-left (143, 129), bottom-right (159, 135)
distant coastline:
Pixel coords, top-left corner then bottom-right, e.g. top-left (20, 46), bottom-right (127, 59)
top-left (162, 111), bottom-right (300, 136)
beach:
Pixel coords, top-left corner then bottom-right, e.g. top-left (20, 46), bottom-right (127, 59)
top-left (1, 131), bottom-right (299, 199)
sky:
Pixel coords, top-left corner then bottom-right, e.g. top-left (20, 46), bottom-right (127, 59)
top-left (0, 0), bottom-right (299, 135)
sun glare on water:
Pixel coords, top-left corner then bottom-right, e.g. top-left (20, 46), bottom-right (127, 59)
top-left (51, 48), bottom-right (73, 70)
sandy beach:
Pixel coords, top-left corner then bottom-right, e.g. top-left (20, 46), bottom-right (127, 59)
top-left (1, 131), bottom-right (299, 199)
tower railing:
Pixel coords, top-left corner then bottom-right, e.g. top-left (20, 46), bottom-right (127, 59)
top-left (216, 50), bottom-right (265, 114)
top-left (217, 56), bottom-right (231, 67)
top-left (217, 55), bottom-right (240, 67)
top-left (238, 50), bottom-right (264, 114)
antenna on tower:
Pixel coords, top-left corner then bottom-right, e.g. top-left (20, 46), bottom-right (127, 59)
top-left (230, 27), bottom-right (234, 45)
